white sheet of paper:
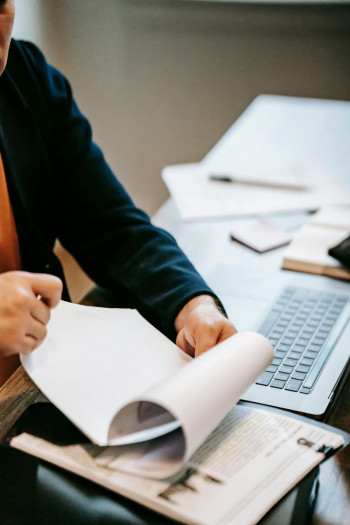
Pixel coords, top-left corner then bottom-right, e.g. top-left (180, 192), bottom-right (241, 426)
top-left (21, 302), bottom-right (190, 446)
top-left (162, 162), bottom-right (350, 221)
top-left (21, 301), bottom-right (273, 480)
top-left (162, 95), bottom-right (350, 221)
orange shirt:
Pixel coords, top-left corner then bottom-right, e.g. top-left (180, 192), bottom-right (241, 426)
top-left (0, 154), bottom-right (21, 386)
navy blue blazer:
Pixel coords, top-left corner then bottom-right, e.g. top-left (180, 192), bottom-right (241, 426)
top-left (0, 39), bottom-right (216, 340)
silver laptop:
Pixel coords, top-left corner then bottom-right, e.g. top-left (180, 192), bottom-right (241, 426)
top-left (209, 268), bottom-right (350, 416)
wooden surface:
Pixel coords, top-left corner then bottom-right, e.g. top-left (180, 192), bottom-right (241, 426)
top-left (314, 365), bottom-right (350, 524)
top-left (0, 366), bottom-right (43, 442)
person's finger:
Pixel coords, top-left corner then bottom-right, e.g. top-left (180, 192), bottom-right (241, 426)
top-left (30, 298), bottom-right (51, 325)
top-left (176, 329), bottom-right (195, 357)
top-left (194, 321), bottom-right (237, 357)
top-left (26, 318), bottom-right (47, 343)
top-left (28, 274), bottom-right (63, 308)
top-left (194, 324), bottom-right (221, 357)
top-left (22, 335), bottom-right (40, 354)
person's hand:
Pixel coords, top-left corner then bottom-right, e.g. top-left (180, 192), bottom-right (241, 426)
top-left (174, 295), bottom-right (237, 357)
top-left (0, 271), bottom-right (63, 357)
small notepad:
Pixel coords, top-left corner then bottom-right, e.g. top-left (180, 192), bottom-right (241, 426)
top-left (230, 219), bottom-right (293, 253)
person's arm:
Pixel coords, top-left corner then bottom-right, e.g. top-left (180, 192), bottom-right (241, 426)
top-left (15, 41), bottom-right (233, 346)
top-left (0, 271), bottom-right (62, 356)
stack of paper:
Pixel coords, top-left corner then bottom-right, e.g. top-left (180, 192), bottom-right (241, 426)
top-left (162, 95), bottom-right (350, 221)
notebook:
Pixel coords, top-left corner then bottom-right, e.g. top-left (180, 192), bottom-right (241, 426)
top-left (282, 206), bottom-right (350, 280)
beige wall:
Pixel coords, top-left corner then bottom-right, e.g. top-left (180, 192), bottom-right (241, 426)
top-left (13, 0), bottom-right (350, 215)
top-left (12, 0), bottom-right (350, 300)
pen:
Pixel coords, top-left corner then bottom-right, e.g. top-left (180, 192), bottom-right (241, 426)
top-left (209, 174), bottom-right (309, 191)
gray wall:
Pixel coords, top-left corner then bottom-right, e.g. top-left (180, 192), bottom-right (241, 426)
top-left (13, 0), bottom-right (350, 215)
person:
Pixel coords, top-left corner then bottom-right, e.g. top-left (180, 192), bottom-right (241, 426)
top-left (0, 0), bottom-right (236, 386)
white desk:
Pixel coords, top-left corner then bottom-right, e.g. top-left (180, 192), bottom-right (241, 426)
top-left (153, 199), bottom-right (347, 328)
top-left (153, 198), bottom-right (350, 524)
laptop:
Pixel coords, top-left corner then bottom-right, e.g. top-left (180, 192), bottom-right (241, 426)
top-left (209, 267), bottom-right (350, 416)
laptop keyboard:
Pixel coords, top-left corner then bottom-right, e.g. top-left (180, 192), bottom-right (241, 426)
top-left (256, 286), bottom-right (349, 394)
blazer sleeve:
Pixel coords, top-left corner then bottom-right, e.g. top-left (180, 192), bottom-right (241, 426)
top-left (16, 40), bottom-right (219, 340)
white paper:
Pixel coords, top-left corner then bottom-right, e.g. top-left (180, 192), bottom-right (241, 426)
top-left (308, 204), bottom-right (350, 229)
top-left (163, 162), bottom-right (350, 221)
top-left (21, 301), bottom-right (273, 480)
top-left (203, 95), bottom-right (350, 187)
top-left (162, 95), bottom-right (350, 221)
top-left (99, 332), bottom-right (273, 478)
top-left (21, 302), bottom-right (190, 446)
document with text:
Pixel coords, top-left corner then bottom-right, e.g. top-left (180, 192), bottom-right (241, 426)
top-left (12, 403), bottom-right (345, 525)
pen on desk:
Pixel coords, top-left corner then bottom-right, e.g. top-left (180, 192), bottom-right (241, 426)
top-left (209, 173), bottom-right (308, 191)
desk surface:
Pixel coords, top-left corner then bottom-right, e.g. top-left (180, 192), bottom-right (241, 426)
top-left (0, 200), bottom-right (349, 524)
top-left (152, 198), bottom-right (350, 525)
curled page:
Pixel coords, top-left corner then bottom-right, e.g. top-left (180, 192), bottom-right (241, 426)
top-left (101, 332), bottom-right (273, 478)
top-left (21, 302), bottom-right (273, 480)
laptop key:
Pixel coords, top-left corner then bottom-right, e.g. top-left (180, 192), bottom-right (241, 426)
top-left (293, 344), bottom-right (307, 353)
top-left (256, 371), bottom-right (274, 386)
top-left (275, 372), bottom-right (290, 381)
top-left (258, 310), bottom-right (281, 336)
top-left (266, 365), bottom-right (279, 373)
top-left (314, 335), bottom-right (327, 344)
top-left (300, 357), bottom-right (314, 366)
top-left (275, 350), bottom-right (287, 358)
top-left (276, 343), bottom-right (291, 351)
top-left (299, 387), bottom-right (311, 394)
top-left (282, 337), bottom-right (294, 345)
top-left (284, 358), bottom-right (298, 367)
top-left (308, 344), bottom-right (321, 352)
top-left (296, 364), bottom-right (310, 373)
top-left (285, 379), bottom-right (302, 392)
top-left (289, 351), bottom-right (301, 360)
top-left (280, 365), bottom-right (293, 374)
top-left (291, 371), bottom-right (307, 381)
top-left (318, 326), bottom-right (331, 334)
top-left (305, 350), bottom-right (318, 359)
top-left (270, 379), bottom-right (286, 389)
top-left (290, 346), bottom-right (303, 355)
top-left (292, 289), bottom-right (307, 301)
top-left (272, 357), bottom-right (283, 365)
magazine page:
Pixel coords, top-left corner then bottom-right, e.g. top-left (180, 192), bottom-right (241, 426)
top-left (11, 404), bottom-right (345, 525)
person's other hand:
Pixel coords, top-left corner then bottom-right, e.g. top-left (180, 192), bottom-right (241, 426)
top-left (0, 271), bottom-right (62, 357)
top-left (174, 295), bottom-right (237, 357)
